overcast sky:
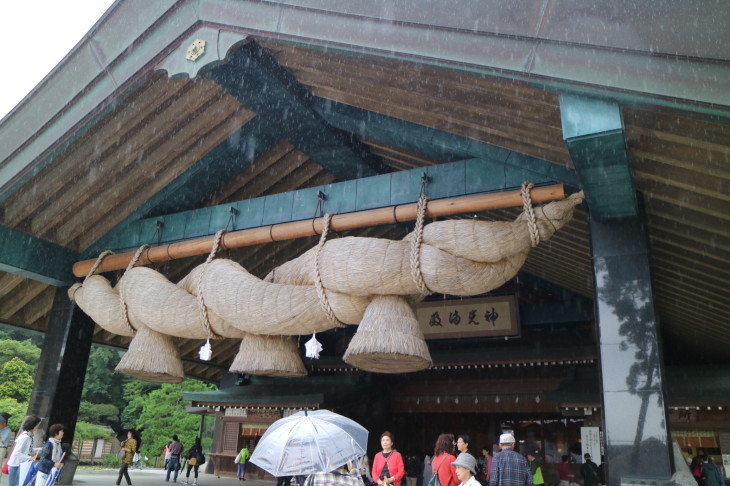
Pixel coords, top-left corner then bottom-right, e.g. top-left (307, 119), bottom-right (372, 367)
top-left (0, 0), bottom-right (116, 120)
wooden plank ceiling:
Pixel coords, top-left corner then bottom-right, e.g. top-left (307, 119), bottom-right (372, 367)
top-left (0, 42), bottom-right (728, 382)
top-left (262, 41), bottom-right (730, 361)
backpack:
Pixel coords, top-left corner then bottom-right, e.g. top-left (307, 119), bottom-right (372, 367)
top-left (427, 456), bottom-right (450, 486)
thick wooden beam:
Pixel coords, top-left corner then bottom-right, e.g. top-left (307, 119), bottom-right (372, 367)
top-left (313, 98), bottom-right (581, 187)
top-left (206, 41), bottom-right (387, 180)
top-left (74, 183), bottom-right (565, 277)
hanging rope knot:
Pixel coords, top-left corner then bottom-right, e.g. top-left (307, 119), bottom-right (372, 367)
top-left (84, 250), bottom-right (114, 282)
top-left (410, 195), bottom-right (433, 296)
top-left (521, 181), bottom-right (541, 248)
top-left (314, 213), bottom-right (345, 328)
top-left (72, 250), bottom-right (114, 300)
top-left (197, 229), bottom-right (226, 341)
top-left (119, 245), bottom-right (150, 336)
top-left (420, 172), bottom-right (431, 197)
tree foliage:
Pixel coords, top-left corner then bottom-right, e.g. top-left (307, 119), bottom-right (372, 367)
top-left (83, 348), bottom-right (123, 403)
top-left (0, 357), bottom-right (34, 401)
top-left (75, 421), bottom-right (112, 440)
top-left (0, 398), bottom-right (28, 431)
top-left (120, 379), bottom-right (161, 429)
top-left (135, 380), bottom-right (215, 457)
top-left (0, 334), bottom-right (219, 458)
top-left (78, 401), bottom-right (120, 425)
top-left (0, 339), bottom-right (40, 370)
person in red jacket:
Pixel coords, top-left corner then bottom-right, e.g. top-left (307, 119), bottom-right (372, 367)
top-left (431, 433), bottom-right (458, 486)
top-left (372, 431), bottom-right (405, 486)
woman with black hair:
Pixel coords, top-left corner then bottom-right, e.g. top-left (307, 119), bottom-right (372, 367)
top-left (7, 415), bottom-right (42, 486)
top-left (116, 429), bottom-right (139, 486)
top-left (456, 435), bottom-right (474, 460)
top-left (182, 437), bottom-right (204, 485)
top-left (35, 424), bottom-right (65, 486)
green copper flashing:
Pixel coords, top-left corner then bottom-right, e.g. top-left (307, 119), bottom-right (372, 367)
top-left (560, 94), bottom-right (637, 220)
top-left (82, 158), bottom-right (566, 256)
top-left (0, 225), bottom-right (78, 286)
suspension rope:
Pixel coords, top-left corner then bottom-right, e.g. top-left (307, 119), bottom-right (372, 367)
top-left (409, 195), bottom-right (433, 296)
top-left (313, 213), bottom-right (345, 327)
top-left (521, 181), bottom-right (541, 248)
top-left (118, 244), bottom-right (150, 336)
top-left (196, 230), bottom-right (226, 340)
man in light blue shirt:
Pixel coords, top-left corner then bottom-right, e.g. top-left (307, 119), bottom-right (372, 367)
top-left (0, 412), bottom-right (12, 465)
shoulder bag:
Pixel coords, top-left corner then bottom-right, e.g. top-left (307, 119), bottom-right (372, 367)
top-left (427, 456), bottom-right (450, 486)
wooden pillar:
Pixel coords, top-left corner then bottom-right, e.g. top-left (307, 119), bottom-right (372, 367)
top-left (589, 200), bottom-right (674, 486)
top-left (27, 287), bottom-right (95, 446)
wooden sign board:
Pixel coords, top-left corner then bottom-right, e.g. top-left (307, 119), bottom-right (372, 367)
top-left (416, 296), bottom-right (519, 340)
top-left (668, 408), bottom-right (699, 423)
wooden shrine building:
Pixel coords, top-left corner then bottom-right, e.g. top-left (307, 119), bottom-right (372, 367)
top-left (0, 1), bottom-right (729, 485)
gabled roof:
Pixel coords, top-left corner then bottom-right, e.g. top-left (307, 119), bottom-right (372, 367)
top-left (1, 0), bottom-right (728, 381)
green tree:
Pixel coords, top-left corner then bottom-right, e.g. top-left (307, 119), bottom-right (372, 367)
top-left (120, 379), bottom-right (161, 429)
top-left (0, 339), bottom-right (40, 369)
top-left (78, 401), bottom-right (120, 425)
top-left (135, 379), bottom-right (215, 457)
top-left (82, 347), bottom-right (125, 409)
top-left (0, 326), bottom-right (43, 347)
top-left (0, 357), bottom-right (34, 401)
top-left (75, 421), bottom-right (111, 440)
top-left (0, 398), bottom-right (28, 431)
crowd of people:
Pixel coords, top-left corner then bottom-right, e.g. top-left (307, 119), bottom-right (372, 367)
top-left (288, 431), bottom-right (610, 486)
top-left (1, 410), bottom-right (728, 486)
top-left (0, 413), bottom-right (66, 486)
top-left (0, 410), bottom-right (211, 486)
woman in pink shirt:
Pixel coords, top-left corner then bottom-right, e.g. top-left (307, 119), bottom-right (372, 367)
top-left (372, 431), bottom-right (405, 486)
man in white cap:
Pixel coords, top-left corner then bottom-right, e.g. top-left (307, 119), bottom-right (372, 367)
top-left (488, 433), bottom-right (532, 486)
top-left (0, 412), bottom-right (11, 466)
top-left (452, 453), bottom-right (480, 486)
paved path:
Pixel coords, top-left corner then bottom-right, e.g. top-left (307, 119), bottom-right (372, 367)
top-left (71, 468), bottom-right (273, 486)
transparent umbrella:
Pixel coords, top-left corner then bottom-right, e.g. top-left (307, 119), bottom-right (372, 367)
top-left (250, 409), bottom-right (368, 476)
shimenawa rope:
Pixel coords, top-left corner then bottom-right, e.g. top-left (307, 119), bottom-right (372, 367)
top-left (314, 213), bottom-right (345, 328)
top-left (410, 195), bottom-right (433, 296)
top-left (119, 245), bottom-right (150, 335)
top-left (521, 182), bottom-right (541, 248)
top-left (197, 230), bottom-right (225, 340)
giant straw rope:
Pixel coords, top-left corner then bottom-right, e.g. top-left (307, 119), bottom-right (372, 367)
top-left (69, 190), bottom-right (584, 379)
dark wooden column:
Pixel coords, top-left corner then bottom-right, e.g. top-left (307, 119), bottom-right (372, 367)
top-left (27, 286), bottom-right (95, 446)
top-left (589, 203), bottom-right (674, 486)
top-left (561, 94), bottom-right (674, 486)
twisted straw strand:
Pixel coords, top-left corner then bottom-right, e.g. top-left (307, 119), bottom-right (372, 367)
top-left (119, 244), bottom-right (150, 336)
top-left (197, 230), bottom-right (226, 340)
top-left (314, 214), bottom-right (345, 327)
top-left (521, 182), bottom-right (541, 248)
top-left (410, 195), bottom-right (433, 296)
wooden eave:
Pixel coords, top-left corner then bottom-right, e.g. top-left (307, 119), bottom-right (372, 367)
top-left (0, 1), bottom-right (729, 383)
